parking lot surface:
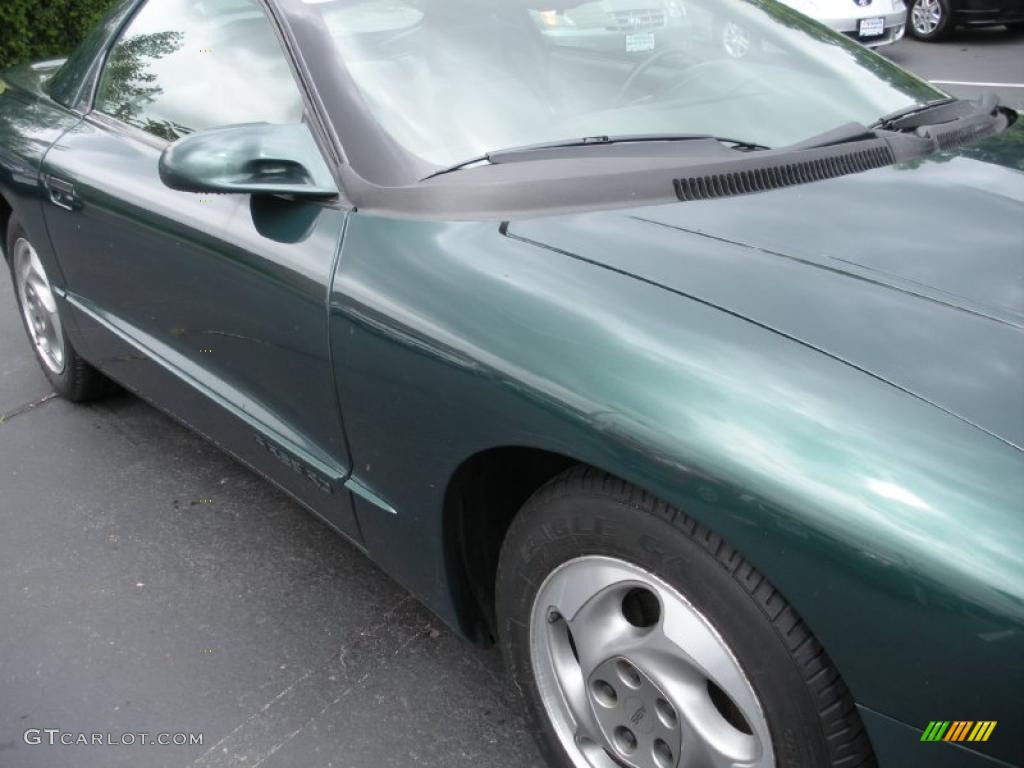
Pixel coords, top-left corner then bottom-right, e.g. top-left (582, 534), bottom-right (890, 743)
top-left (1, 25), bottom-right (1022, 768)
top-left (882, 27), bottom-right (1024, 107)
top-left (0, 277), bottom-right (541, 767)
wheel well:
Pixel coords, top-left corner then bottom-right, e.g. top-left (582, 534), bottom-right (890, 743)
top-left (444, 447), bottom-right (576, 644)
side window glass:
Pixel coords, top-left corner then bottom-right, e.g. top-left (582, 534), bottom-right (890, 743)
top-left (95, 0), bottom-right (304, 142)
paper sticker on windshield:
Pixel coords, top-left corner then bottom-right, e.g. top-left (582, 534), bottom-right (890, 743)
top-left (626, 32), bottom-right (656, 53)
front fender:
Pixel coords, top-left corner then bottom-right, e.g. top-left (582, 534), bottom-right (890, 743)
top-left (330, 213), bottom-right (1023, 765)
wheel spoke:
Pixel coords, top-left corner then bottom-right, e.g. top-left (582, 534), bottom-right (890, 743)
top-left (659, 596), bottom-right (763, 732)
top-left (673, 688), bottom-right (764, 768)
top-left (33, 279), bottom-right (59, 314)
top-left (17, 254), bottom-right (34, 286)
top-left (565, 590), bottom-right (637, 675)
top-left (543, 559), bottom-right (635, 628)
top-left (557, 645), bottom-right (604, 737)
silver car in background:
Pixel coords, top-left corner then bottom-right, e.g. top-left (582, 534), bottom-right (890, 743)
top-left (780, 0), bottom-right (907, 46)
top-left (531, 0), bottom-right (905, 64)
top-left (717, 0), bottom-right (906, 57)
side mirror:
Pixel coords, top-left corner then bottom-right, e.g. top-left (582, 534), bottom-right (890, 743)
top-left (158, 123), bottom-right (337, 198)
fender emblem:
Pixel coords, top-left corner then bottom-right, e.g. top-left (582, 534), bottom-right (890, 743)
top-left (253, 434), bottom-right (333, 494)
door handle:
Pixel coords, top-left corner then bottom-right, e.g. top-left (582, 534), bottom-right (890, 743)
top-left (45, 175), bottom-right (79, 211)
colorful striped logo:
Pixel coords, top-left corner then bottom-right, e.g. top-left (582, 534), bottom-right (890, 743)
top-left (921, 721), bottom-right (997, 742)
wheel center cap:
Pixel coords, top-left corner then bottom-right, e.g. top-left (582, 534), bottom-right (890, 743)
top-left (587, 656), bottom-right (681, 768)
top-left (625, 696), bottom-right (655, 735)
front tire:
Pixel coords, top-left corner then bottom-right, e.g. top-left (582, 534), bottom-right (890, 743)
top-left (908, 0), bottom-right (953, 40)
top-left (496, 467), bottom-right (876, 768)
top-left (6, 218), bottom-right (109, 402)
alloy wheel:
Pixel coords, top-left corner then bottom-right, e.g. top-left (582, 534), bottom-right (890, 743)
top-left (720, 22), bottom-right (751, 58)
top-left (911, 0), bottom-right (942, 35)
top-left (13, 237), bottom-right (66, 375)
top-left (530, 556), bottom-right (773, 768)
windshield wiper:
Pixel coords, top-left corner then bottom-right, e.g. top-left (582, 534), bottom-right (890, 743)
top-left (870, 96), bottom-right (965, 130)
top-left (796, 94), bottom-right (1001, 152)
top-left (421, 95), bottom-right (1004, 182)
top-left (421, 134), bottom-right (770, 181)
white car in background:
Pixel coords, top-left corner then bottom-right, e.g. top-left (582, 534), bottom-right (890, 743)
top-left (532, 0), bottom-right (906, 64)
top-left (783, 0), bottom-right (906, 45)
top-left (718, 0), bottom-right (907, 57)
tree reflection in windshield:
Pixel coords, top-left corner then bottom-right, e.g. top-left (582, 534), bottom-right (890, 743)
top-left (92, 0), bottom-right (304, 143)
top-left (97, 31), bottom-right (185, 141)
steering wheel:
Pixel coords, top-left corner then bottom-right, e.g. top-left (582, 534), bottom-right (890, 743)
top-left (615, 47), bottom-right (692, 104)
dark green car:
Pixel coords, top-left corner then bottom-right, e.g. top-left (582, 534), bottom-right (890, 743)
top-left (1, 0), bottom-right (1022, 766)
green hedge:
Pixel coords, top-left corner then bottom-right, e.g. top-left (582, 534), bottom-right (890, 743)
top-left (0, 0), bottom-right (118, 70)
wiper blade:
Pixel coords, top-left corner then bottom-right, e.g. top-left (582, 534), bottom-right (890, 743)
top-left (421, 134), bottom-right (770, 181)
top-left (870, 96), bottom-right (976, 131)
top-left (489, 134), bottom-right (771, 156)
top-left (870, 93), bottom-right (1001, 146)
top-left (791, 95), bottom-right (1000, 153)
top-left (872, 97), bottom-right (958, 129)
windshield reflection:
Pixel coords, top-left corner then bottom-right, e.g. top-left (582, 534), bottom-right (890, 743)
top-left (302, 0), bottom-right (942, 168)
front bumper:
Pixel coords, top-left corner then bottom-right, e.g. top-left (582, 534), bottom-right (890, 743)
top-left (820, 8), bottom-right (908, 45)
top-left (843, 19), bottom-right (906, 45)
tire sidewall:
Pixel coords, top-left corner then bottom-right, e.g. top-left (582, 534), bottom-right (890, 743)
top-left (497, 488), bottom-right (832, 768)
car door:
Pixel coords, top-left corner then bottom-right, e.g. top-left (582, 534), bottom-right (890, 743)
top-left (40, 0), bottom-right (360, 539)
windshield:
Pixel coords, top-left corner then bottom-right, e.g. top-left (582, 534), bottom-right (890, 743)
top-left (301, 0), bottom-right (943, 170)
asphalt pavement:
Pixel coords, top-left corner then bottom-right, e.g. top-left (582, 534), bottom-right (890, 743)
top-left (881, 25), bottom-right (1024, 108)
top-left (2, 25), bottom-right (1023, 768)
top-left (0, 279), bottom-right (541, 766)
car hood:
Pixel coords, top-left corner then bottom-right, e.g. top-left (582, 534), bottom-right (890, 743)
top-left (507, 126), bottom-right (1024, 450)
